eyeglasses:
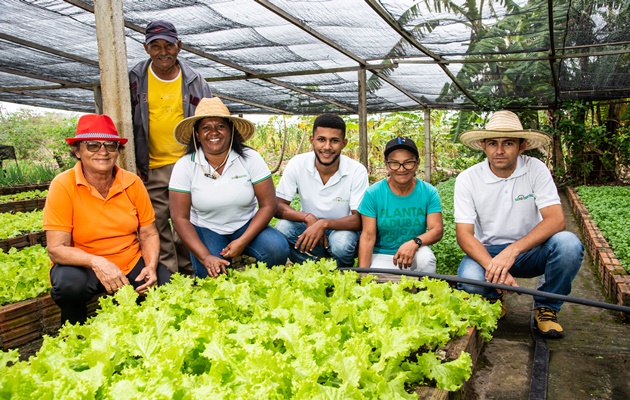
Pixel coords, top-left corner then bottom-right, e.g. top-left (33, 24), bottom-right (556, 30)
top-left (386, 160), bottom-right (417, 170)
top-left (83, 141), bottom-right (120, 153)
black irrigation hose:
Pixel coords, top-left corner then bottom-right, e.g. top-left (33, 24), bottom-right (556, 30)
top-left (528, 276), bottom-right (549, 400)
top-left (338, 268), bottom-right (630, 314)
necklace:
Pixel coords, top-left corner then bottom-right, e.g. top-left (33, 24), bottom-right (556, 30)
top-left (193, 126), bottom-right (234, 179)
top-left (198, 152), bottom-right (229, 180)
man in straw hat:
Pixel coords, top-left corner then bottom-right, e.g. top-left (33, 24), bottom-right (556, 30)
top-left (275, 114), bottom-right (369, 268)
top-left (129, 20), bottom-right (213, 275)
top-left (454, 110), bottom-right (583, 338)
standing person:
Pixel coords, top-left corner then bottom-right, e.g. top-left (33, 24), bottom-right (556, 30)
top-left (169, 98), bottom-right (289, 278)
top-left (357, 137), bottom-right (443, 272)
top-left (454, 110), bottom-right (583, 338)
top-left (129, 20), bottom-right (212, 274)
top-left (44, 114), bottom-right (171, 325)
top-left (275, 114), bottom-right (369, 268)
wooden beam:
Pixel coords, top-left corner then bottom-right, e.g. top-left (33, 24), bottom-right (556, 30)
top-left (0, 67), bottom-right (92, 88)
top-left (0, 83), bottom-right (95, 92)
top-left (93, 0), bottom-right (135, 171)
top-left (547, 0), bottom-right (560, 107)
top-left (213, 93), bottom-right (292, 115)
top-left (424, 109), bottom-right (431, 183)
top-left (204, 63), bottom-right (398, 82)
top-left (358, 67), bottom-right (368, 168)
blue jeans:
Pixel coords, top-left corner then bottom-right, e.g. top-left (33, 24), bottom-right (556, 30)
top-left (274, 219), bottom-right (359, 268)
top-left (191, 220), bottom-right (290, 278)
top-left (457, 231), bottom-right (583, 311)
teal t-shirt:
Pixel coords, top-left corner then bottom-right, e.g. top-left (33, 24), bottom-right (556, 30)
top-left (358, 178), bottom-right (442, 255)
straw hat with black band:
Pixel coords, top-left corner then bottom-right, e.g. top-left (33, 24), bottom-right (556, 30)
top-left (459, 110), bottom-right (550, 151)
top-left (173, 97), bottom-right (255, 146)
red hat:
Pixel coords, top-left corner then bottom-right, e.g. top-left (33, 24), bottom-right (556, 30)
top-left (66, 114), bottom-right (128, 145)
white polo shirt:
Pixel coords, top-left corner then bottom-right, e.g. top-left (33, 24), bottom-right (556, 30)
top-left (276, 152), bottom-right (368, 219)
top-left (454, 155), bottom-right (560, 245)
top-left (169, 148), bottom-right (271, 235)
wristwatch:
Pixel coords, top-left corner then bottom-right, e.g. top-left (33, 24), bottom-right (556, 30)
top-left (413, 237), bottom-right (423, 247)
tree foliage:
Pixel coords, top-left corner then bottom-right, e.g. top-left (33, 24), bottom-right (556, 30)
top-left (0, 108), bottom-right (78, 169)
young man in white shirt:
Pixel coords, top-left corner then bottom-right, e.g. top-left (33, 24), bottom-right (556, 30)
top-left (275, 114), bottom-right (369, 268)
top-left (454, 110), bottom-right (583, 338)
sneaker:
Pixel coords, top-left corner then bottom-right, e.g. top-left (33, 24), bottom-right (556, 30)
top-left (535, 307), bottom-right (564, 338)
top-left (489, 296), bottom-right (508, 320)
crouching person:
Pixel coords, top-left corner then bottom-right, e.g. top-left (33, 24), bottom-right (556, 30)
top-left (454, 110), bottom-right (583, 338)
top-left (44, 114), bottom-right (171, 325)
top-left (169, 98), bottom-right (289, 278)
top-left (358, 137), bottom-right (443, 272)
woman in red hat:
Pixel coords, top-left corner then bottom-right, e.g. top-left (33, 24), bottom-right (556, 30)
top-left (43, 114), bottom-right (171, 325)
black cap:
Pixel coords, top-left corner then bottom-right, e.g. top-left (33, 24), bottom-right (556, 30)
top-left (145, 20), bottom-right (178, 44)
top-left (384, 137), bottom-right (419, 158)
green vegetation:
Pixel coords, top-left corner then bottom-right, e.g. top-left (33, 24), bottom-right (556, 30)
top-left (0, 190), bottom-right (48, 204)
top-left (433, 178), bottom-right (464, 275)
top-left (0, 245), bottom-right (50, 306)
top-left (250, 112), bottom-right (476, 185)
top-left (575, 186), bottom-right (630, 273)
top-left (0, 261), bottom-right (500, 397)
top-left (0, 210), bottom-right (44, 239)
top-left (0, 162), bottom-right (60, 186)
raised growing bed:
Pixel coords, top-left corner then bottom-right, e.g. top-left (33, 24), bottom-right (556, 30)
top-left (0, 183), bottom-right (49, 196)
top-left (0, 294), bottom-right (100, 351)
top-left (0, 231), bottom-right (46, 252)
top-left (0, 198), bottom-right (46, 214)
top-left (565, 187), bottom-right (630, 314)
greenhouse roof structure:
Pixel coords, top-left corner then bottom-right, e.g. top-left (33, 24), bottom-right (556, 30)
top-left (1, 0), bottom-right (629, 115)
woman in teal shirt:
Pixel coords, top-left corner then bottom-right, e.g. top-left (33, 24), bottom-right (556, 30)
top-left (357, 137), bottom-right (443, 271)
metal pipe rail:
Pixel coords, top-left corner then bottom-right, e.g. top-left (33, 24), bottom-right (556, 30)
top-left (339, 268), bottom-right (630, 314)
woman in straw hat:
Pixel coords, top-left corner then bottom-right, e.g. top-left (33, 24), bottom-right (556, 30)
top-left (43, 114), bottom-right (171, 325)
top-left (454, 110), bottom-right (583, 338)
top-left (169, 98), bottom-right (289, 278)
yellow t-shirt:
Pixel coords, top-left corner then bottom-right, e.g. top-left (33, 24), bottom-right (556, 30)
top-left (147, 65), bottom-right (186, 169)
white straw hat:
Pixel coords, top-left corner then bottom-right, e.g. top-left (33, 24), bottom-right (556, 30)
top-left (459, 110), bottom-right (550, 151)
top-left (174, 97), bottom-right (255, 145)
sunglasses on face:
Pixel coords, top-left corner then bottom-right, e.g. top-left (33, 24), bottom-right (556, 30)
top-left (83, 141), bottom-right (120, 153)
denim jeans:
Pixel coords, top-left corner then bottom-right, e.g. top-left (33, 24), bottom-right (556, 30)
top-left (191, 220), bottom-right (290, 278)
top-left (274, 219), bottom-right (359, 268)
top-left (457, 231), bottom-right (583, 311)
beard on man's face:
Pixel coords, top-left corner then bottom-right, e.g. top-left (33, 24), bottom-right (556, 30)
top-left (315, 151), bottom-right (341, 167)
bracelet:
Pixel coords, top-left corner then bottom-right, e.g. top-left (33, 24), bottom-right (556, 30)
top-left (302, 213), bottom-right (312, 223)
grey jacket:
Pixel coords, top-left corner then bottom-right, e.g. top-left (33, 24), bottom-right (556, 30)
top-left (129, 58), bottom-right (212, 179)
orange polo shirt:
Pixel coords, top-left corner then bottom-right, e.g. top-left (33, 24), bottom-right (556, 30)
top-left (43, 162), bottom-right (155, 274)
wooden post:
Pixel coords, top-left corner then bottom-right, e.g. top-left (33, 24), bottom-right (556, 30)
top-left (93, 0), bottom-right (135, 172)
top-left (93, 85), bottom-right (103, 114)
top-left (358, 67), bottom-right (368, 168)
top-left (424, 109), bottom-right (431, 182)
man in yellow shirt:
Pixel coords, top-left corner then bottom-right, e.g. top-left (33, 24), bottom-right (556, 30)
top-left (130, 20), bottom-right (213, 274)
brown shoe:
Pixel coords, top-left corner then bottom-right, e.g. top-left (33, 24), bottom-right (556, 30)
top-left (535, 307), bottom-right (564, 338)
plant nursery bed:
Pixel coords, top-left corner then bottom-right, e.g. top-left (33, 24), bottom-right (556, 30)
top-left (0, 197), bottom-right (46, 214)
top-left (0, 183), bottom-right (49, 196)
top-left (565, 187), bottom-right (630, 315)
top-left (0, 231), bottom-right (46, 252)
top-left (0, 294), bottom-right (99, 351)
